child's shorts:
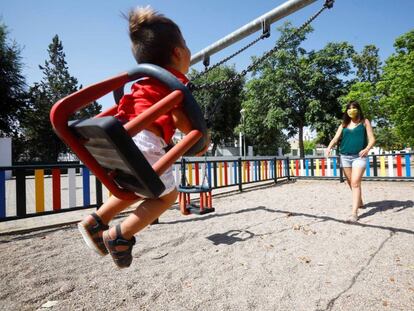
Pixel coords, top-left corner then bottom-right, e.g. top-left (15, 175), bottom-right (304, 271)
top-left (132, 130), bottom-right (176, 197)
top-left (340, 154), bottom-right (366, 168)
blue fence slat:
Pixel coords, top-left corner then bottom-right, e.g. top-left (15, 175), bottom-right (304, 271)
top-left (285, 159), bottom-right (289, 177)
top-left (333, 158), bottom-right (337, 177)
top-left (270, 161), bottom-right (274, 179)
top-left (0, 170), bottom-right (5, 218)
top-left (305, 159), bottom-right (309, 177)
top-left (405, 154), bottom-right (411, 177)
top-left (255, 161), bottom-right (259, 181)
top-left (207, 162), bottom-right (212, 187)
top-left (82, 167), bottom-right (90, 206)
top-left (366, 157), bottom-right (371, 177)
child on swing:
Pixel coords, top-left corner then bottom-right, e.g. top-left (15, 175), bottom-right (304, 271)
top-left (78, 6), bottom-right (206, 268)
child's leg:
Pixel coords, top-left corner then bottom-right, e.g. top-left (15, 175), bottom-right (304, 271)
top-left (103, 189), bottom-right (178, 268)
top-left (108, 189), bottom-right (178, 240)
top-left (78, 195), bottom-right (140, 256)
top-left (94, 195), bottom-right (140, 225)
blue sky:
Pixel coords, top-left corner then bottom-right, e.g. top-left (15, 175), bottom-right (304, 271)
top-left (2, 0), bottom-right (414, 109)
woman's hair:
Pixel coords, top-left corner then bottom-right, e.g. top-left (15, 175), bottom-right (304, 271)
top-left (342, 101), bottom-right (365, 127)
top-left (125, 6), bottom-right (184, 67)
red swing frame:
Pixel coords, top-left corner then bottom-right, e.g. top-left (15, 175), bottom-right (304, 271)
top-left (50, 70), bottom-right (204, 201)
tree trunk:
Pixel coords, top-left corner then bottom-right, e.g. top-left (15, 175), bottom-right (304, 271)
top-left (299, 126), bottom-right (304, 158)
top-left (211, 143), bottom-right (217, 156)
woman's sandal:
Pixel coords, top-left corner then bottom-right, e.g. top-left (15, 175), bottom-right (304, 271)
top-left (346, 214), bottom-right (359, 223)
top-left (103, 224), bottom-right (136, 269)
top-left (78, 212), bottom-right (109, 256)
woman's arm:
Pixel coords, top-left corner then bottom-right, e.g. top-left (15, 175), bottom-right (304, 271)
top-left (359, 119), bottom-right (376, 157)
top-left (325, 125), bottom-right (343, 157)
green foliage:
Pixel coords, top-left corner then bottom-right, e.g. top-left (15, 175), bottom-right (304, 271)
top-left (340, 81), bottom-right (378, 121)
top-left (241, 79), bottom-right (290, 155)
top-left (377, 30), bottom-right (414, 147)
top-left (341, 45), bottom-right (382, 123)
top-left (303, 139), bottom-right (316, 155)
top-left (0, 22), bottom-right (27, 137)
top-left (189, 65), bottom-right (244, 155)
top-left (245, 22), bottom-right (353, 156)
top-left (18, 35), bottom-right (101, 162)
top-left (374, 127), bottom-right (404, 151)
top-left (352, 45), bottom-right (381, 83)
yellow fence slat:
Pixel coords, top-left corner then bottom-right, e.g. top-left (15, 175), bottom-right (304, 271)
top-left (35, 169), bottom-right (45, 213)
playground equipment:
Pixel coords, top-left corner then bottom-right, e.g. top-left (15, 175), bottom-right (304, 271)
top-left (190, 0), bottom-right (334, 82)
top-left (50, 64), bottom-right (208, 200)
top-left (189, 0), bottom-right (334, 127)
top-left (49, 0), bottom-right (334, 210)
top-left (178, 158), bottom-right (214, 215)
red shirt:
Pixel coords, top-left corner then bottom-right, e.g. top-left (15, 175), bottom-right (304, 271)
top-left (115, 67), bottom-right (189, 143)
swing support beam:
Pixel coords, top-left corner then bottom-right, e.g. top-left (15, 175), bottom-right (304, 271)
top-left (190, 0), bottom-right (318, 66)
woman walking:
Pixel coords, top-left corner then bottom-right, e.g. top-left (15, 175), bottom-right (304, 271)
top-left (325, 101), bottom-right (376, 222)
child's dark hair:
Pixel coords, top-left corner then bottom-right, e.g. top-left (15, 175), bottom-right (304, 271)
top-left (126, 6), bottom-right (184, 67)
top-left (342, 101), bottom-right (365, 128)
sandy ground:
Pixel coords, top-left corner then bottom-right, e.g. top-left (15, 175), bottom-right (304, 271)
top-left (0, 179), bottom-right (413, 311)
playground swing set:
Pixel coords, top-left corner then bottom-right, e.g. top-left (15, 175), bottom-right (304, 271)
top-left (50, 0), bottom-right (334, 216)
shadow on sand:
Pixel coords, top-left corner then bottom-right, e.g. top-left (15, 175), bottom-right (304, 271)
top-left (359, 200), bottom-right (414, 219)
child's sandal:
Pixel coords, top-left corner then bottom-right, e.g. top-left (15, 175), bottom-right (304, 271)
top-left (103, 224), bottom-right (136, 269)
top-left (78, 212), bottom-right (109, 256)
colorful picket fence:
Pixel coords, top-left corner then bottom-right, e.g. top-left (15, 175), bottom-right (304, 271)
top-left (178, 158), bottom-right (288, 189)
top-left (0, 164), bottom-right (104, 221)
top-left (286, 153), bottom-right (413, 179)
top-left (1, 153), bottom-right (412, 221)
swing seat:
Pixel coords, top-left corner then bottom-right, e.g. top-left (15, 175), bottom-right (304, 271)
top-left (178, 185), bottom-right (214, 215)
top-left (178, 185), bottom-right (211, 193)
top-left (70, 116), bottom-right (165, 198)
top-left (50, 64), bottom-right (208, 200)
top-left (187, 204), bottom-right (215, 215)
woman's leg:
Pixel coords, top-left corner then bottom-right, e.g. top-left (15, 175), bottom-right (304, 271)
top-left (343, 167), bottom-right (363, 208)
top-left (350, 167), bottom-right (366, 217)
top-left (342, 167), bottom-right (352, 188)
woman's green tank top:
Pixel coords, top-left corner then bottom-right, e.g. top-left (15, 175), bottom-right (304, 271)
top-left (340, 123), bottom-right (368, 155)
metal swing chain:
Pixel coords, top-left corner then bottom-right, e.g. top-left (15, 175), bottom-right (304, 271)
top-left (188, 0), bottom-right (334, 93)
top-left (191, 29), bottom-right (271, 81)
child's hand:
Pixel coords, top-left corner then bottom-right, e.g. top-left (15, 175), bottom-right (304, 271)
top-left (325, 148), bottom-right (331, 158)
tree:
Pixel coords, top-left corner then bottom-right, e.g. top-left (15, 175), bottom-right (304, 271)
top-left (306, 41), bottom-right (354, 147)
top-left (352, 45), bottom-right (381, 83)
top-left (341, 45), bottom-right (382, 122)
top-left (0, 22), bottom-right (27, 137)
top-left (303, 139), bottom-right (316, 155)
top-left (376, 30), bottom-right (414, 147)
top-left (245, 22), bottom-right (353, 157)
top-left (374, 127), bottom-right (404, 152)
top-left (189, 66), bottom-right (244, 155)
top-left (20, 35), bottom-right (101, 162)
top-left (241, 78), bottom-right (290, 155)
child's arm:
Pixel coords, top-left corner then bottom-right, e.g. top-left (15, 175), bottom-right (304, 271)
top-left (171, 108), bottom-right (192, 134)
top-left (171, 108), bottom-right (210, 156)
